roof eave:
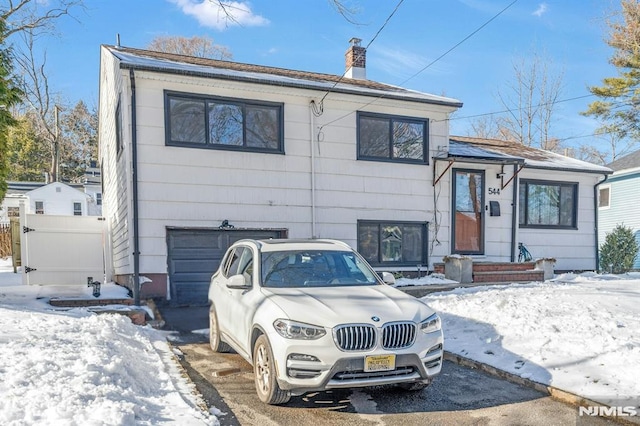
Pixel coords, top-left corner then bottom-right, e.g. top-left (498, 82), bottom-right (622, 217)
top-left (523, 164), bottom-right (613, 175)
top-left (117, 62), bottom-right (464, 109)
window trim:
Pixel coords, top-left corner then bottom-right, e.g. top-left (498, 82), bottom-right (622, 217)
top-left (356, 111), bottom-right (429, 164)
top-left (73, 202), bottom-right (82, 216)
top-left (598, 185), bottom-right (611, 209)
top-left (115, 97), bottom-right (123, 156)
top-left (357, 220), bottom-right (428, 267)
top-left (519, 179), bottom-right (578, 229)
top-left (34, 201), bottom-right (45, 215)
top-left (164, 90), bottom-right (285, 154)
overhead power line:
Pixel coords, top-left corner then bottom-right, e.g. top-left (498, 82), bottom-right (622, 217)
top-left (317, 0), bottom-right (405, 108)
top-left (319, 0), bottom-right (519, 129)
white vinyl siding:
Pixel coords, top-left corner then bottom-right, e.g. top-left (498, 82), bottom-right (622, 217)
top-left (115, 69), bottom-right (455, 274)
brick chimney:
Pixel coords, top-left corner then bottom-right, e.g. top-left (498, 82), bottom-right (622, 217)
top-left (345, 37), bottom-right (366, 79)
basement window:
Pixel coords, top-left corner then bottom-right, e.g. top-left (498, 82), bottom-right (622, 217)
top-left (357, 220), bottom-right (428, 266)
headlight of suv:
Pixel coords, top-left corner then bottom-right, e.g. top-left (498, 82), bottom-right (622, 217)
top-left (420, 313), bottom-right (441, 334)
top-left (273, 319), bottom-right (326, 340)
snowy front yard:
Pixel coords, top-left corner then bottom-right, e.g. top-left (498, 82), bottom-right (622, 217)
top-left (1, 256), bottom-right (639, 424)
top-left (422, 273), bottom-right (640, 407)
top-left (0, 259), bottom-right (218, 425)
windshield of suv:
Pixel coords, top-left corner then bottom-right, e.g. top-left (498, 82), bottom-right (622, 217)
top-left (261, 250), bottom-right (380, 288)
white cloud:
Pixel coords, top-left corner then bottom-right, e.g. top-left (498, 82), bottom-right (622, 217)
top-left (532, 3), bottom-right (548, 17)
top-left (168, 0), bottom-right (269, 30)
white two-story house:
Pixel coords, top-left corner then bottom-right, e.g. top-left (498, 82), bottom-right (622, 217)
top-left (98, 40), bottom-right (610, 305)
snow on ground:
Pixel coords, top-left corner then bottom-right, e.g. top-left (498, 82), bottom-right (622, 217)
top-left (0, 258), bottom-right (218, 426)
top-left (422, 272), bottom-right (640, 407)
top-left (393, 273), bottom-right (457, 287)
top-left (3, 251), bottom-right (639, 423)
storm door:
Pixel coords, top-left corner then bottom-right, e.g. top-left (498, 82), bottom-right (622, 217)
top-left (452, 169), bottom-right (485, 254)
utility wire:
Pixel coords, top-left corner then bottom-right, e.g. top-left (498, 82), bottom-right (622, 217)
top-left (317, 0), bottom-right (405, 108)
top-left (319, 0), bottom-right (519, 129)
top-left (442, 94), bottom-right (596, 123)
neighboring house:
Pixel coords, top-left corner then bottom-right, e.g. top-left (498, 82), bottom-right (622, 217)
top-left (0, 181), bottom-right (92, 222)
top-left (98, 40), bottom-right (611, 305)
top-left (598, 149), bottom-right (640, 270)
top-left (83, 161), bottom-right (103, 216)
top-left (1, 163), bottom-right (103, 223)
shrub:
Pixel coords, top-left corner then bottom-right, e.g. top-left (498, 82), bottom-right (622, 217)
top-left (600, 225), bottom-right (639, 273)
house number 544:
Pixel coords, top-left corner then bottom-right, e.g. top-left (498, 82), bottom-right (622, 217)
top-left (488, 188), bottom-right (501, 195)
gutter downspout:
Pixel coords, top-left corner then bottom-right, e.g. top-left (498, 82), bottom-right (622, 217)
top-left (594, 173), bottom-right (609, 272)
top-left (309, 102), bottom-right (317, 238)
top-left (510, 164), bottom-right (518, 262)
top-left (129, 68), bottom-right (141, 305)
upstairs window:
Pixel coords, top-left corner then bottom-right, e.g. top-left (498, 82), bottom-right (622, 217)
top-left (357, 112), bottom-right (428, 164)
top-left (96, 193), bottom-right (102, 206)
top-left (35, 201), bottom-right (44, 215)
top-left (519, 179), bottom-right (578, 228)
top-left (165, 92), bottom-right (283, 153)
top-left (73, 202), bottom-right (82, 216)
top-left (115, 98), bottom-right (123, 155)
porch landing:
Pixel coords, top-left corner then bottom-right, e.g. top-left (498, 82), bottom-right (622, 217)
top-left (433, 261), bottom-right (545, 284)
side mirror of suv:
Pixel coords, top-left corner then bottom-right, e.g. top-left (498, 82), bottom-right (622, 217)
top-left (380, 272), bottom-right (396, 285)
top-left (226, 274), bottom-right (251, 289)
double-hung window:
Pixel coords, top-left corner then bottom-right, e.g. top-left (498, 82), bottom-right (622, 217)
top-left (357, 220), bottom-right (428, 266)
top-left (519, 179), bottom-right (577, 228)
top-left (165, 91), bottom-right (284, 153)
top-left (357, 112), bottom-right (428, 163)
top-left (73, 202), bottom-right (82, 216)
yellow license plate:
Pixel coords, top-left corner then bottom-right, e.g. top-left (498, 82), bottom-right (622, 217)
top-left (364, 354), bottom-right (396, 372)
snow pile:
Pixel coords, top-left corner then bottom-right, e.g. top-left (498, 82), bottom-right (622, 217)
top-left (0, 259), bottom-right (217, 425)
top-left (394, 273), bottom-right (457, 287)
top-left (423, 276), bottom-right (640, 406)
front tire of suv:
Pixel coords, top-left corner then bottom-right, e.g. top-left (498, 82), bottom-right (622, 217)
top-left (253, 335), bottom-right (291, 405)
top-left (209, 305), bottom-right (232, 353)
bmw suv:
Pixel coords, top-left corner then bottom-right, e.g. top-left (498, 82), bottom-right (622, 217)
top-left (208, 239), bottom-right (443, 404)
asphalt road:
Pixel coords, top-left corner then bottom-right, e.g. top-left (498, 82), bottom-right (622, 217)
top-left (160, 306), bottom-right (618, 426)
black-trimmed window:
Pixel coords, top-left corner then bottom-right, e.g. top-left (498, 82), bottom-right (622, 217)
top-left (165, 91), bottom-right (283, 153)
top-left (357, 112), bottom-right (428, 163)
top-left (357, 220), bottom-right (428, 266)
top-left (519, 179), bottom-right (578, 228)
top-left (115, 98), bottom-right (123, 155)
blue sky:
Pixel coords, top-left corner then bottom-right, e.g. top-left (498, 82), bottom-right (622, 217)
top-left (28, 0), bottom-right (620, 153)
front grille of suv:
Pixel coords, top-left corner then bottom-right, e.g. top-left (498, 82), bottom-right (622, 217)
top-left (382, 321), bottom-right (416, 349)
top-left (334, 322), bottom-right (416, 351)
top-left (334, 324), bottom-right (376, 351)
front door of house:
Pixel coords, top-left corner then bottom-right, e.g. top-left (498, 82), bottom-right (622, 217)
top-left (452, 169), bottom-right (484, 254)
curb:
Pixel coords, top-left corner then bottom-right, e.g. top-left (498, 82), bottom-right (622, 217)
top-left (444, 351), bottom-right (639, 425)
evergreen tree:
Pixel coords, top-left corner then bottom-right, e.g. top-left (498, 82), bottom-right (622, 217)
top-left (600, 224), bottom-right (639, 273)
top-left (0, 18), bottom-right (24, 201)
top-left (583, 1), bottom-right (640, 143)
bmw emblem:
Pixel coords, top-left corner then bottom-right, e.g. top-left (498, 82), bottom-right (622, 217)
top-left (371, 316), bottom-right (380, 322)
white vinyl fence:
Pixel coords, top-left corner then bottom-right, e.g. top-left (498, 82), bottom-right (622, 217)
top-left (20, 210), bottom-right (106, 286)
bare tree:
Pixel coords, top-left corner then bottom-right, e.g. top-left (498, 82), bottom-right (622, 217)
top-left (147, 35), bottom-right (232, 60)
top-left (494, 52), bottom-right (565, 150)
top-left (13, 28), bottom-right (60, 182)
top-left (2, 0), bottom-right (84, 39)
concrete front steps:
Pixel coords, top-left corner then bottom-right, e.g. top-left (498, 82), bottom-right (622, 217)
top-left (433, 261), bottom-right (545, 284)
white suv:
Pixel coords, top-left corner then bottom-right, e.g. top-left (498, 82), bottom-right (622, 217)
top-left (208, 239), bottom-right (443, 404)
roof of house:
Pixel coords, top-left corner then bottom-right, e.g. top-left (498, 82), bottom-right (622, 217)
top-left (104, 45), bottom-right (463, 108)
top-left (606, 149), bottom-right (640, 172)
top-left (7, 181), bottom-right (84, 196)
top-left (448, 136), bottom-right (613, 174)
